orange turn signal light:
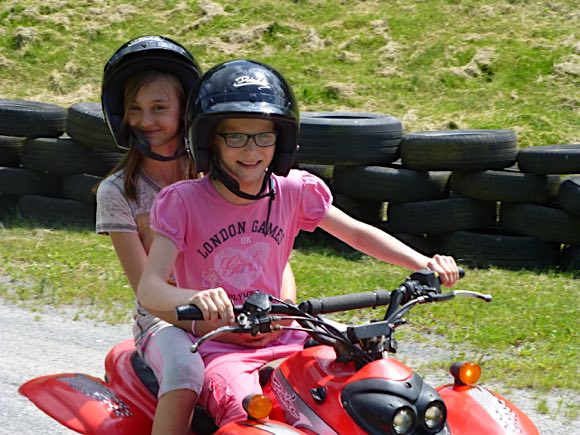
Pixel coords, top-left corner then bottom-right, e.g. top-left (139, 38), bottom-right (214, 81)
top-left (450, 361), bottom-right (481, 386)
top-left (243, 394), bottom-right (273, 420)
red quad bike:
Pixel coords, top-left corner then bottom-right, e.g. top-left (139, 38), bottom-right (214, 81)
top-left (20, 269), bottom-right (539, 434)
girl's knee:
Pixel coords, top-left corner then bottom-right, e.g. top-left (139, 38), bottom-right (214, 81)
top-left (169, 353), bottom-right (204, 377)
top-left (202, 376), bottom-right (247, 427)
top-left (158, 353), bottom-right (204, 396)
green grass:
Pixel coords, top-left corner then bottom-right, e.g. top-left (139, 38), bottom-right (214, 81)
top-left (0, 220), bottom-right (132, 322)
top-left (1, 219), bottom-right (578, 392)
top-left (0, 0), bottom-right (578, 146)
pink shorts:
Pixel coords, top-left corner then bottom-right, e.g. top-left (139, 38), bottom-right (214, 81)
top-left (199, 342), bottom-right (303, 426)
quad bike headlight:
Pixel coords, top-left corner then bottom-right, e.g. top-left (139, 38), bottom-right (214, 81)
top-left (424, 401), bottom-right (446, 432)
top-left (393, 407), bottom-right (415, 434)
top-left (341, 389), bottom-right (418, 435)
top-left (342, 376), bottom-right (447, 435)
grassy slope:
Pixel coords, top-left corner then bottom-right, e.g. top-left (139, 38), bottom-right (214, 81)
top-left (0, 0), bottom-right (578, 146)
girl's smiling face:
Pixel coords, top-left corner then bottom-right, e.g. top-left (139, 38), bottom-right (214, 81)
top-left (126, 77), bottom-right (182, 153)
top-left (214, 118), bottom-right (276, 194)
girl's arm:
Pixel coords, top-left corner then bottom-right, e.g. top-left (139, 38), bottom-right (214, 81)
top-left (318, 205), bottom-right (460, 287)
top-left (138, 233), bottom-right (234, 324)
top-left (110, 232), bottom-right (148, 294)
top-left (110, 232), bottom-right (194, 329)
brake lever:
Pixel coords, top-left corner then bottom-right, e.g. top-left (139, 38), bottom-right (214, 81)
top-left (430, 290), bottom-right (492, 302)
top-left (453, 290), bottom-right (493, 302)
top-left (190, 311), bottom-right (285, 353)
top-left (190, 325), bottom-right (249, 353)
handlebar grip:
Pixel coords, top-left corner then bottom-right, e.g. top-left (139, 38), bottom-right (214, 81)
top-left (298, 290), bottom-right (391, 315)
top-left (176, 304), bottom-right (204, 321)
top-left (458, 267), bottom-right (465, 278)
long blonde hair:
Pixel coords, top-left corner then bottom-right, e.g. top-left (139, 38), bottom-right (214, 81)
top-left (101, 70), bottom-right (197, 201)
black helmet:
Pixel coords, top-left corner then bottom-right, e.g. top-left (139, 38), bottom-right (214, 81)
top-left (186, 59), bottom-right (299, 177)
top-left (102, 35), bottom-right (202, 157)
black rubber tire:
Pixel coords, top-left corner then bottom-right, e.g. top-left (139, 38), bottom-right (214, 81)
top-left (17, 194), bottom-right (95, 228)
top-left (0, 167), bottom-right (62, 196)
top-left (0, 194), bottom-right (19, 219)
top-left (66, 102), bottom-right (119, 152)
top-left (20, 137), bottom-right (122, 176)
top-left (440, 229), bottom-right (561, 270)
top-left (0, 135), bottom-right (25, 167)
top-left (561, 245), bottom-right (580, 272)
top-left (333, 164), bottom-right (450, 202)
top-left (382, 197), bottom-right (496, 234)
top-left (500, 203), bottom-right (580, 245)
top-left (400, 129), bottom-right (518, 171)
top-left (0, 99), bottom-right (66, 138)
top-left (333, 193), bottom-right (384, 224)
top-left (62, 173), bottom-right (102, 204)
top-left (297, 112), bottom-right (402, 165)
top-left (558, 176), bottom-right (580, 217)
top-left (517, 144), bottom-right (580, 174)
top-left (449, 168), bottom-right (560, 203)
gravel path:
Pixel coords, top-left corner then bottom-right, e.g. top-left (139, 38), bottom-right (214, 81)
top-left (0, 301), bottom-right (130, 435)
top-left (1, 300), bottom-right (577, 434)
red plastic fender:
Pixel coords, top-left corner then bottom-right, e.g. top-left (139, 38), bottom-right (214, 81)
top-left (18, 339), bottom-right (156, 435)
top-left (103, 339), bottom-right (157, 419)
top-left (437, 384), bottom-right (540, 435)
top-left (19, 373), bottom-right (152, 435)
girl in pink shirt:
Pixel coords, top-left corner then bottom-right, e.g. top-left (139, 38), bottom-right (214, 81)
top-left (138, 59), bottom-right (460, 427)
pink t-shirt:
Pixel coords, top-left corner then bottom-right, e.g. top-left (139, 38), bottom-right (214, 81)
top-left (150, 169), bottom-right (332, 304)
top-left (151, 170), bottom-right (332, 354)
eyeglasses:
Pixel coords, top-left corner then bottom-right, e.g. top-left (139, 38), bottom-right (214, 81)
top-left (217, 131), bottom-right (277, 148)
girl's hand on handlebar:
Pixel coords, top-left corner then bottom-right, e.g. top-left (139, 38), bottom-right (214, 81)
top-left (188, 288), bottom-right (235, 324)
top-left (426, 254), bottom-right (460, 287)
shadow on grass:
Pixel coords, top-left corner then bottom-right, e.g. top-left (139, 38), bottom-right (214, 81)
top-left (294, 227), bottom-right (578, 278)
top-left (452, 252), bottom-right (579, 278)
top-left (0, 211), bottom-right (93, 232)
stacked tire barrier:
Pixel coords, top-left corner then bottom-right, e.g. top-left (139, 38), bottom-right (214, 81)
top-left (294, 112), bottom-right (580, 272)
top-left (0, 99), bottom-right (122, 227)
top-left (1, 100), bottom-right (578, 271)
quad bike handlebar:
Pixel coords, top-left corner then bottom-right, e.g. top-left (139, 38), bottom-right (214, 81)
top-left (175, 288), bottom-right (392, 320)
top-left (176, 267), bottom-right (471, 321)
top-left (176, 267), bottom-right (491, 362)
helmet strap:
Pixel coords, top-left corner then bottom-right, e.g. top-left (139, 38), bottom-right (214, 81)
top-left (129, 129), bottom-right (187, 162)
top-left (210, 158), bottom-right (275, 201)
top-left (211, 161), bottom-right (276, 238)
